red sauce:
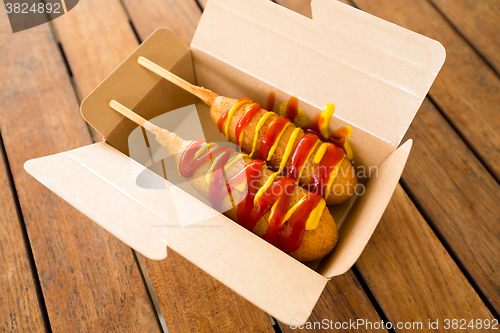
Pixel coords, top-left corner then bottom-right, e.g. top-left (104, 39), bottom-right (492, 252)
top-left (285, 96), bottom-right (299, 123)
top-left (310, 143), bottom-right (344, 195)
top-left (258, 116), bottom-right (290, 160)
top-left (179, 141), bottom-right (322, 254)
top-left (217, 98), bottom-right (253, 133)
top-left (179, 140), bottom-right (233, 212)
top-left (285, 133), bottom-right (319, 180)
top-left (266, 91), bottom-right (275, 111)
top-left (303, 119), bottom-right (347, 152)
top-left (217, 110), bottom-right (229, 132)
top-left (275, 192), bottom-right (322, 253)
top-left (236, 162), bottom-right (314, 253)
top-left (235, 103), bottom-right (262, 146)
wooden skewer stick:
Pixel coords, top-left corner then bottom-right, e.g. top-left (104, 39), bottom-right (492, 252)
top-left (109, 100), bottom-right (162, 136)
top-left (137, 56), bottom-right (218, 106)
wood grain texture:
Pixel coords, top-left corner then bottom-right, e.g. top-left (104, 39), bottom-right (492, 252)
top-left (345, 0), bottom-right (500, 315)
top-left (357, 186), bottom-right (494, 330)
top-left (0, 10), bottom-right (160, 333)
top-left (277, 0), bottom-right (496, 327)
top-left (51, 0), bottom-right (139, 99)
top-left (402, 98), bottom-right (500, 313)
top-left (280, 270), bottom-right (384, 332)
top-left (0, 145), bottom-right (46, 332)
top-left (350, 0), bottom-right (500, 182)
top-left (144, 250), bottom-right (275, 333)
top-left (50, 0), bottom-right (276, 331)
top-left (429, 0), bottom-right (500, 74)
top-left (122, 0), bottom-right (201, 45)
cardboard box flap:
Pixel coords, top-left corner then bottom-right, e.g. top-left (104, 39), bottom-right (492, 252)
top-left (192, 0), bottom-right (445, 146)
top-left (81, 28), bottom-right (196, 146)
top-left (318, 139), bottom-right (413, 277)
top-left (24, 142), bottom-right (328, 324)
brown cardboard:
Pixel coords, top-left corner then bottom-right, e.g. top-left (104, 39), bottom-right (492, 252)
top-left (24, 142), bottom-right (328, 322)
top-left (24, 0), bottom-right (445, 324)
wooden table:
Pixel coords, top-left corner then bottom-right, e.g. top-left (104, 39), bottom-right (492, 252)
top-left (1, 0), bottom-right (499, 332)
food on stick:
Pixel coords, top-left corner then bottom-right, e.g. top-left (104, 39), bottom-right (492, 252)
top-left (137, 56), bottom-right (358, 206)
top-left (109, 100), bottom-right (338, 262)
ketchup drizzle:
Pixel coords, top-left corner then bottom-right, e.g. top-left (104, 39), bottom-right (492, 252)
top-left (258, 116), bottom-right (290, 160)
top-left (179, 141), bottom-right (321, 254)
top-left (235, 103), bottom-right (262, 146)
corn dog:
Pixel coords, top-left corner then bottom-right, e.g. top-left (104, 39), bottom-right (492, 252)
top-left (110, 101), bottom-right (338, 262)
top-left (137, 57), bottom-right (358, 205)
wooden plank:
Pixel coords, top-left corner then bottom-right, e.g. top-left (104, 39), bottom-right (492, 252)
top-left (402, 98), bottom-right (500, 313)
top-left (122, 0), bottom-right (201, 45)
top-left (51, 0), bottom-right (139, 99)
top-left (144, 250), bottom-right (275, 333)
top-left (0, 144), bottom-right (46, 332)
top-left (351, 0), bottom-right (500, 182)
top-left (280, 270), bottom-right (384, 332)
top-left (344, 0), bottom-right (500, 316)
top-left (0, 10), bottom-right (161, 333)
top-left (357, 186), bottom-right (495, 329)
top-left (50, 0), bottom-right (276, 331)
top-left (429, 0), bottom-right (500, 75)
top-left (277, 0), bottom-right (497, 326)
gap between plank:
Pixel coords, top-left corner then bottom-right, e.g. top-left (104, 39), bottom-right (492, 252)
top-left (44, 12), bottom-right (165, 331)
top-left (426, 94), bottom-right (500, 185)
top-left (0, 133), bottom-right (53, 333)
top-left (347, 0), bottom-right (500, 319)
top-left (47, 22), bottom-right (97, 142)
top-left (352, 265), bottom-right (395, 333)
top-left (400, 179), bottom-right (500, 320)
top-left (267, 314), bottom-right (283, 333)
top-left (117, 0), bottom-right (142, 44)
top-left (194, 0), bottom-right (204, 12)
top-left (111, 4), bottom-right (172, 332)
top-left (425, 0), bottom-right (500, 80)
top-left (133, 251), bottom-right (170, 333)
top-left (348, 0), bottom-right (500, 185)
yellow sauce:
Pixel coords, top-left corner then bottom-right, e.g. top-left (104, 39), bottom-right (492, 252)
top-left (224, 100), bottom-right (251, 140)
top-left (237, 103), bottom-right (256, 145)
top-left (254, 172), bottom-right (277, 203)
top-left (278, 127), bottom-right (301, 171)
top-left (253, 127), bottom-right (300, 204)
top-left (297, 139), bottom-right (320, 183)
top-left (318, 103), bottom-right (335, 139)
top-left (305, 198), bottom-right (326, 230)
top-left (344, 137), bottom-right (354, 160)
top-left (253, 127), bottom-right (324, 231)
top-left (283, 194), bottom-right (326, 230)
top-left (248, 112), bottom-right (273, 158)
top-left (266, 122), bottom-right (292, 160)
top-left (279, 102), bottom-right (308, 128)
top-left (194, 142), bottom-right (215, 159)
top-left (324, 156), bottom-right (345, 200)
top-left (313, 143), bottom-right (330, 164)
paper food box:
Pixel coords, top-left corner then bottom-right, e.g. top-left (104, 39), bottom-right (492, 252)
top-left (24, 0), bottom-right (445, 324)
